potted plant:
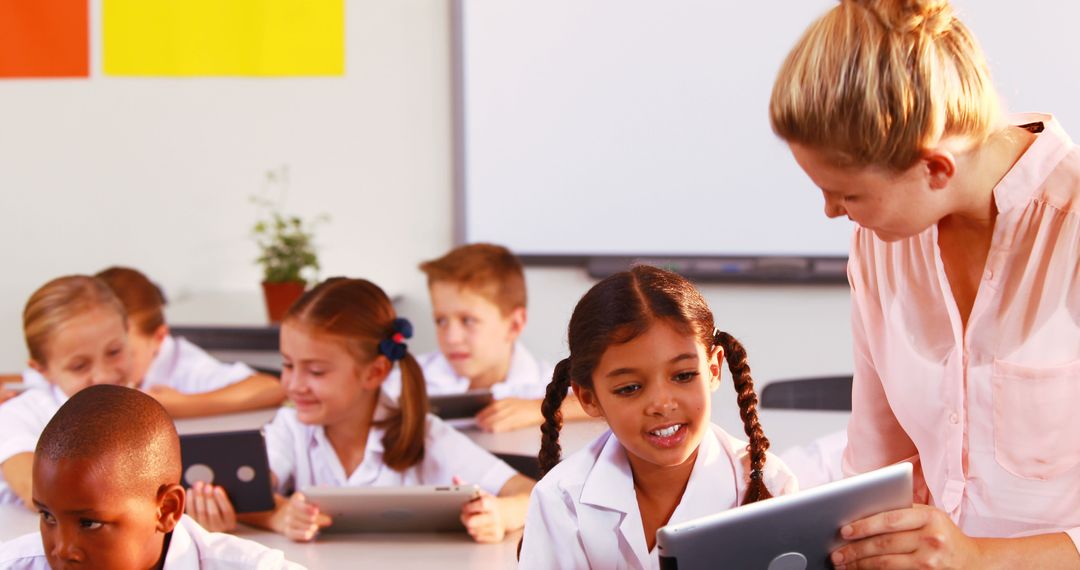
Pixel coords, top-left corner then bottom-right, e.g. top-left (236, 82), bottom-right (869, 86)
top-left (251, 166), bottom-right (327, 323)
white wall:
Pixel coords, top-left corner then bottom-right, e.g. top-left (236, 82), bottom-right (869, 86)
top-left (0, 0), bottom-right (854, 447)
top-left (0, 0), bottom-right (456, 369)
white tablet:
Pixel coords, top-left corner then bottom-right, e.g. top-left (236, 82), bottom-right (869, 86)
top-left (656, 462), bottom-right (913, 570)
top-left (303, 484), bottom-right (481, 533)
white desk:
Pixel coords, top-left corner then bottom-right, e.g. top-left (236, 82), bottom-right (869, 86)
top-left (0, 504), bottom-right (518, 569)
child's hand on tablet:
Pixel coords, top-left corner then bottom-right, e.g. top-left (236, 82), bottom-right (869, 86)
top-left (455, 476), bottom-right (506, 543)
top-left (279, 491), bottom-right (332, 542)
top-left (474, 398), bottom-right (543, 433)
top-left (187, 481), bottom-right (238, 532)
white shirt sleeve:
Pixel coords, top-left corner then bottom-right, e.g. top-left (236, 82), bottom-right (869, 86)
top-left (0, 392), bottom-right (53, 465)
top-left (157, 337), bottom-right (256, 394)
top-left (421, 415), bottom-right (517, 495)
top-left (518, 481), bottom-right (590, 569)
top-left (263, 410), bottom-right (299, 495)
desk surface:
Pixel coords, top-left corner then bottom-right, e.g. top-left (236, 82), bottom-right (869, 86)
top-left (0, 505), bottom-right (519, 569)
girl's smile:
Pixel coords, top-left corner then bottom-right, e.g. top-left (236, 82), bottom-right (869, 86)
top-left (575, 319), bottom-right (721, 471)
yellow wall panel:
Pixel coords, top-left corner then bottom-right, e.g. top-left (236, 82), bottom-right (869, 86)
top-left (104, 0), bottom-right (344, 76)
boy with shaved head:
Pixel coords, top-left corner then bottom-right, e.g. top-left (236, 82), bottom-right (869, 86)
top-left (0, 385), bottom-right (304, 569)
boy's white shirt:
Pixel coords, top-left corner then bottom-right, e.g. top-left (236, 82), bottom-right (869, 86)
top-left (0, 514), bottom-right (306, 569)
top-left (264, 394), bottom-right (518, 496)
top-left (518, 424), bottom-right (799, 570)
top-left (0, 386), bottom-right (67, 505)
top-left (382, 342), bottom-right (554, 401)
top-left (21, 335), bottom-right (256, 394)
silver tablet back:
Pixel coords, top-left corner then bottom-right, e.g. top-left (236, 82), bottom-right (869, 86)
top-left (304, 484), bottom-right (480, 533)
top-left (656, 462), bottom-right (912, 570)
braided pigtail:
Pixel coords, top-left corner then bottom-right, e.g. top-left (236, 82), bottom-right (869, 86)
top-left (537, 358), bottom-right (573, 479)
top-left (715, 330), bottom-right (773, 504)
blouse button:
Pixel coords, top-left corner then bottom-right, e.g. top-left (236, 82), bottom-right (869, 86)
top-left (949, 412), bottom-right (960, 424)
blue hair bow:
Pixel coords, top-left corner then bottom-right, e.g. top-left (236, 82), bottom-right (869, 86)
top-left (378, 318), bottom-right (413, 362)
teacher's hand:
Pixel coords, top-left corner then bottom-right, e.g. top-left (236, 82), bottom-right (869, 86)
top-left (831, 504), bottom-right (983, 569)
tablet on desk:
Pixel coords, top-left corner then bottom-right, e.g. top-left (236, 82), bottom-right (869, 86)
top-left (429, 390), bottom-right (494, 420)
top-left (656, 462), bottom-right (913, 570)
top-left (304, 484), bottom-right (481, 533)
top-left (179, 430), bottom-right (275, 514)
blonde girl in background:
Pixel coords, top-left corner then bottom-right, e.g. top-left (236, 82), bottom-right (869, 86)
top-left (19, 267), bottom-right (285, 417)
top-left (188, 277), bottom-right (535, 543)
top-left (771, 0), bottom-right (1080, 567)
top-left (0, 276), bottom-right (132, 507)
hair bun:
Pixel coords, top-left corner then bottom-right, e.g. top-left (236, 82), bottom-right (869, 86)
top-left (853, 0), bottom-right (954, 35)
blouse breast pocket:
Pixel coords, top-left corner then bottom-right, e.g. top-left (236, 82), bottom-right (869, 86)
top-left (991, 358), bottom-right (1080, 480)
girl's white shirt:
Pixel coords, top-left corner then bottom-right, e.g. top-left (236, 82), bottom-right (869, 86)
top-left (519, 423), bottom-right (798, 570)
top-left (0, 386), bottom-right (67, 505)
top-left (264, 395), bottom-right (518, 496)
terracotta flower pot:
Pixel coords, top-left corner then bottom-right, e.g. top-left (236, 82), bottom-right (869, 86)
top-left (261, 281), bottom-right (306, 324)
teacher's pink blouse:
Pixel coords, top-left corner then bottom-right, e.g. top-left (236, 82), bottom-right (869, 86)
top-left (843, 114), bottom-right (1080, 552)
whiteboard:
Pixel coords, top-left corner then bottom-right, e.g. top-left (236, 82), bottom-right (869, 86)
top-left (454, 0), bottom-right (1080, 260)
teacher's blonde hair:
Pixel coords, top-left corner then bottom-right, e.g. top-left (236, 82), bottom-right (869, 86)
top-left (770, 0), bottom-right (1001, 170)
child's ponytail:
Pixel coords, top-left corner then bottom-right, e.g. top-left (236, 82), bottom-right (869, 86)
top-left (714, 330), bottom-right (773, 504)
top-left (382, 350), bottom-right (429, 471)
top-left (538, 358), bottom-right (572, 478)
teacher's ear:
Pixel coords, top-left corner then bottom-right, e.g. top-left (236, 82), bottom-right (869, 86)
top-left (919, 149), bottom-right (957, 191)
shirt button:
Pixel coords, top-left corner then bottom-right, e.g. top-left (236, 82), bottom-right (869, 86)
top-left (984, 268), bottom-right (994, 280)
top-left (949, 412), bottom-right (960, 424)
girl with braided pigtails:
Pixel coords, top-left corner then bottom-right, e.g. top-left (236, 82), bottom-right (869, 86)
top-left (518, 265), bottom-right (797, 569)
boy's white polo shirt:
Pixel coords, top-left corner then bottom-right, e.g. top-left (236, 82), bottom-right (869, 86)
top-left (264, 396), bottom-right (517, 496)
top-left (0, 386), bottom-right (67, 505)
top-left (382, 342), bottom-right (554, 401)
top-left (22, 335), bottom-right (255, 394)
top-left (0, 514), bottom-right (306, 569)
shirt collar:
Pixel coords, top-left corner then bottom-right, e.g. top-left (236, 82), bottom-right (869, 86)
top-left (504, 342), bottom-right (532, 385)
top-left (306, 393), bottom-right (398, 484)
top-left (143, 335), bottom-right (178, 388)
top-left (994, 113), bottom-right (1074, 216)
top-left (161, 515), bottom-right (198, 569)
top-left (49, 384), bottom-right (69, 407)
top-left (669, 426), bottom-right (740, 522)
top-left (579, 431), bottom-right (638, 514)
top-left (578, 426), bottom-right (741, 526)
